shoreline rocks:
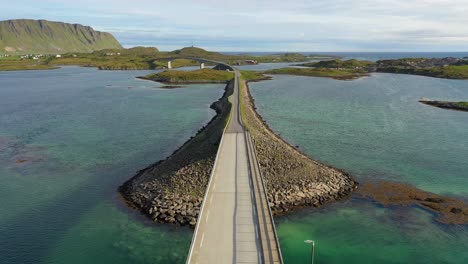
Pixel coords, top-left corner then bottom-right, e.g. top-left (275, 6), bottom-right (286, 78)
top-left (119, 75), bottom-right (359, 227)
top-left (419, 100), bottom-right (468, 112)
top-left (240, 80), bottom-right (358, 215)
top-left (357, 180), bottom-right (468, 224)
top-left (119, 80), bottom-right (233, 227)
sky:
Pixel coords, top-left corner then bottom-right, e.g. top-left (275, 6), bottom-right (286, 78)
top-left (1, 0), bottom-right (468, 52)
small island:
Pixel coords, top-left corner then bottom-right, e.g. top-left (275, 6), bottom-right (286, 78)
top-left (296, 57), bottom-right (468, 80)
top-left (264, 67), bottom-right (369, 80)
top-left (419, 99), bottom-right (468, 112)
top-left (140, 69), bottom-right (270, 85)
top-left (141, 69), bottom-right (235, 84)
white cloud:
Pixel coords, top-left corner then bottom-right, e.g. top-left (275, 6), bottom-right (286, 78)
top-left (1, 0), bottom-right (468, 51)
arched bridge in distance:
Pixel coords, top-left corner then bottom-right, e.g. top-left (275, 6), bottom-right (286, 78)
top-left (157, 57), bottom-right (233, 70)
top-left (181, 58), bottom-right (283, 264)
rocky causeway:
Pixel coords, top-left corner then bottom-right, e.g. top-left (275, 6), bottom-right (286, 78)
top-left (119, 75), bottom-right (358, 226)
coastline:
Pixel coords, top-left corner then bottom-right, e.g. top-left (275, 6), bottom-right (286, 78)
top-left (241, 80), bottom-right (358, 215)
top-left (119, 71), bottom-right (468, 228)
top-left (419, 100), bottom-right (468, 112)
top-left (357, 180), bottom-right (468, 224)
top-left (119, 80), bottom-right (233, 227)
top-left (120, 75), bottom-right (359, 227)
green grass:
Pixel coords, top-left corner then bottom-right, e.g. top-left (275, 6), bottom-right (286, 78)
top-left (240, 70), bottom-right (270, 81)
top-left (263, 67), bottom-right (368, 79)
top-left (454, 102), bottom-right (468, 108)
top-left (143, 69), bottom-right (235, 83)
top-left (0, 59), bottom-right (57, 71)
top-left (0, 64), bottom-right (57, 71)
top-left (302, 59), bottom-right (374, 70)
top-left (380, 65), bottom-right (468, 79)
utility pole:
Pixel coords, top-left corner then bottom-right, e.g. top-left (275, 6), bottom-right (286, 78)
top-left (304, 240), bottom-right (315, 264)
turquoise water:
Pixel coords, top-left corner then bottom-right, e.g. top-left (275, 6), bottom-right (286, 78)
top-left (249, 73), bottom-right (468, 263)
top-left (2, 66), bottom-right (468, 264)
top-left (0, 67), bottom-right (225, 264)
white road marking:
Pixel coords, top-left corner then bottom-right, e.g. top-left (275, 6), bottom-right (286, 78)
top-left (206, 210), bottom-right (210, 222)
top-left (200, 233), bottom-right (205, 248)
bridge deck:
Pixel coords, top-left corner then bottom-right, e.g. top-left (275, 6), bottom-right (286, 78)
top-left (187, 64), bottom-right (282, 264)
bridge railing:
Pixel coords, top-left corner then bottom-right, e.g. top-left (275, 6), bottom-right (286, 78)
top-left (185, 79), bottom-right (234, 264)
top-left (249, 134), bottom-right (284, 264)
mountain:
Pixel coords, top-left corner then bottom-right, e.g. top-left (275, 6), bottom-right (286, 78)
top-left (0, 19), bottom-right (123, 54)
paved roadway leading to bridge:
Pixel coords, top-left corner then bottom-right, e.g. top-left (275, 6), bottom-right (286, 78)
top-left (186, 63), bottom-right (281, 264)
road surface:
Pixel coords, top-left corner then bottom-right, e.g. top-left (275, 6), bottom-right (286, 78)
top-left (186, 65), bottom-right (282, 264)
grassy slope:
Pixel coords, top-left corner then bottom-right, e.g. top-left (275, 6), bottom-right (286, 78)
top-left (143, 69), bottom-right (235, 83)
top-left (166, 47), bottom-right (309, 64)
top-left (302, 59), bottom-right (374, 70)
top-left (380, 65), bottom-right (468, 79)
top-left (0, 60), bottom-right (57, 71)
top-left (0, 19), bottom-right (122, 54)
top-left (455, 102), bottom-right (468, 108)
top-left (264, 67), bottom-right (368, 79)
top-left (240, 70), bottom-right (271, 81)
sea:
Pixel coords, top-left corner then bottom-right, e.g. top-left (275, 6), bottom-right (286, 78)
top-left (0, 52), bottom-right (467, 263)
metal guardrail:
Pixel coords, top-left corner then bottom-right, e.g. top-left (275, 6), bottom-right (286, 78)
top-left (238, 71), bottom-right (283, 263)
top-left (249, 135), bottom-right (284, 264)
top-left (186, 66), bottom-right (283, 263)
top-left (185, 78), bottom-right (234, 264)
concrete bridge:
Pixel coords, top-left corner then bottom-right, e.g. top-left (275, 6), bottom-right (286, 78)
top-left (158, 57), bottom-right (231, 70)
top-left (186, 60), bottom-right (283, 264)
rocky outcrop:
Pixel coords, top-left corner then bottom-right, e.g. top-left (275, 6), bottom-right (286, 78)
top-left (119, 81), bottom-right (233, 227)
top-left (376, 57), bottom-right (463, 69)
top-left (357, 180), bottom-right (468, 224)
top-left (419, 100), bottom-right (468, 112)
top-left (240, 81), bottom-right (358, 215)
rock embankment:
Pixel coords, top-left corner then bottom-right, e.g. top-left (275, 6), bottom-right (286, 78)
top-left (419, 100), bottom-right (468, 112)
top-left (119, 81), bottom-right (233, 227)
top-left (120, 75), bottom-right (358, 227)
top-left (240, 81), bottom-right (358, 215)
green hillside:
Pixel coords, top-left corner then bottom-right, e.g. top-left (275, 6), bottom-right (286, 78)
top-left (0, 19), bottom-right (122, 54)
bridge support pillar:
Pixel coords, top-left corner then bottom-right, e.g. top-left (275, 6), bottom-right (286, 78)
top-left (200, 63), bottom-right (205, 69)
top-left (167, 61), bottom-right (172, 69)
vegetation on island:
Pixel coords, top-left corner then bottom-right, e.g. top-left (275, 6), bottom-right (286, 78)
top-left (297, 57), bottom-right (468, 80)
top-left (300, 59), bottom-right (374, 70)
top-left (419, 100), bottom-right (468, 112)
top-left (0, 19), bottom-right (122, 55)
top-left (0, 57), bottom-right (57, 71)
top-left (0, 46), bottom-right (326, 71)
top-left (380, 65), bottom-right (468, 79)
top-left (141, 69), bottom-right (235, 83)
top-left (240, 70), bottom-right (271, 81)
top-left (263, 67), bottom-right (369, 80)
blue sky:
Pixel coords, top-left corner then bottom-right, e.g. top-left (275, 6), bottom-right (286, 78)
top-left (1, 0), bottom-right (468, 52)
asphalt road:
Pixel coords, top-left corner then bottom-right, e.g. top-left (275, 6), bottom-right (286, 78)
top-left (187, 66), bottom-right (281, 264)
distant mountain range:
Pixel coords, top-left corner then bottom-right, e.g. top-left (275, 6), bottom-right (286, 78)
top-left (0, 19), bottom-right (122, 54)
